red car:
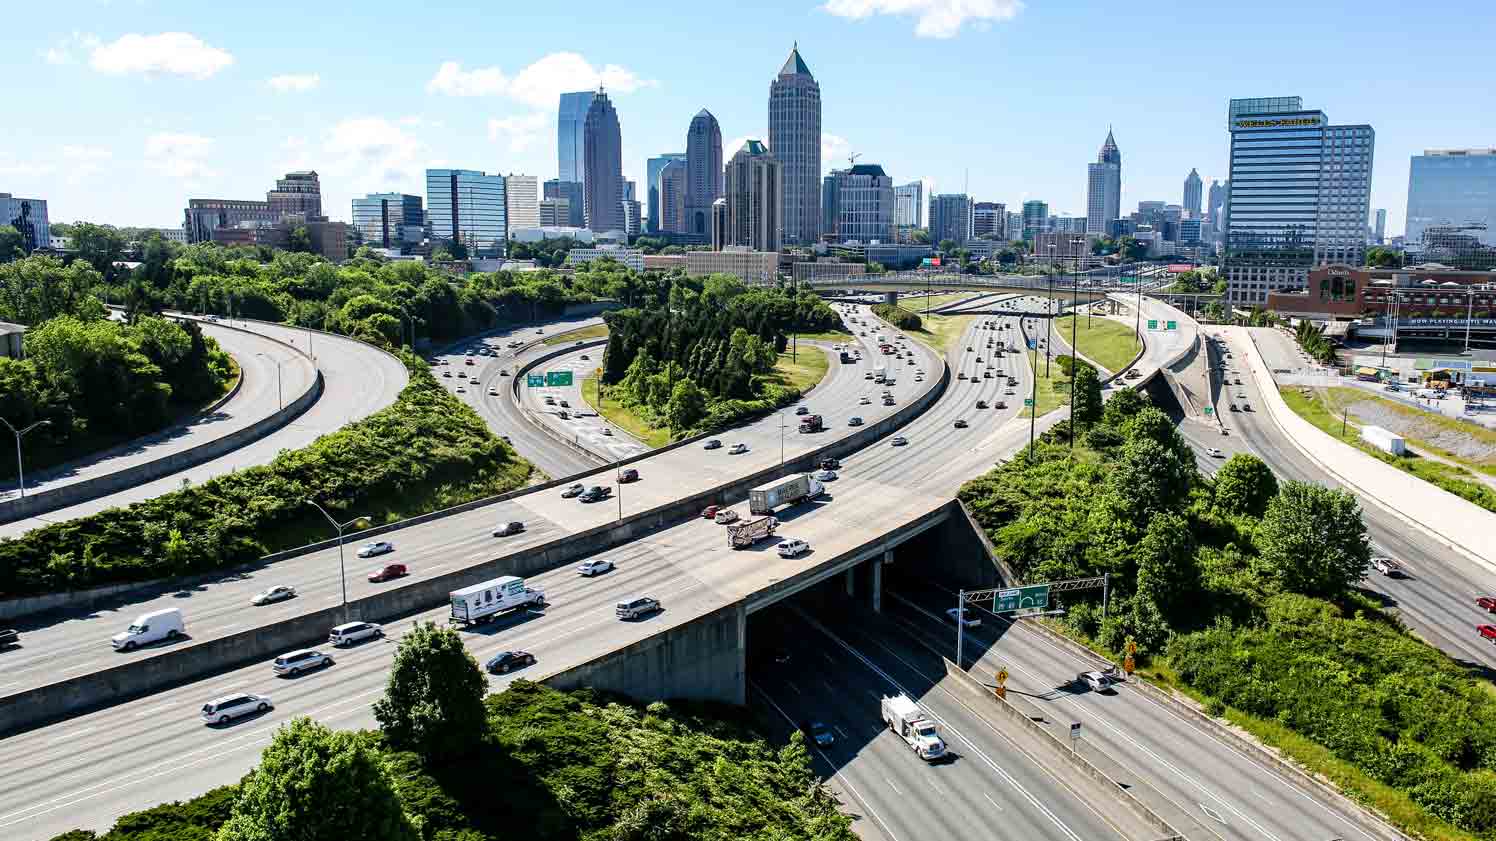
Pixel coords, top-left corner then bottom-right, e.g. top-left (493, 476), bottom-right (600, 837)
top-left (368, 563), bottom-right (408, 583)
top-left (701, 505), bottom-right (720, 519)
top-left (1477, 597), bottom-right (1496, 613)
top-left (1480, 625), bottom-right (1496, 642)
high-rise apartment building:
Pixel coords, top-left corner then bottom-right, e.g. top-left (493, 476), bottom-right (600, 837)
top-left (722, 139), bottom-right (783, 253)
top-left (351, 193), bottom-right (423, 249)
top-left (582, 89), bottom-right (624, 234)
top-left (1183, 168), bottom-right (1203, 218)
top-left (1085, 129), bottom-right (1121, 235)
top-left (1373, 208), bottom-right (1387, 245)
top-left (821, 164), bottom-right (894, 243)
top-left (1222, 96), bottom-right (1374, 306)
top-left (504, 175), bottom-right (540, 235)
top-left (1022, 200), bottom-right (1050, 241)
top-left (929, 194), bottom-right (973, 245)
top-left (1, 194), bottom-right (49, 253)
top-left (267, 171), bottom-right (322, 218)
top-left (1405, 149), bottom-right (1496, 251)
top-left (685, 110), bottom-right (723, 237)
top-left (972, 202), bottom-right (1006, 239)
top-left (646, 153), bottom-right (687, 233)
top-left (658, 159), bottom-right (688, 234)
top-left (557, 91), bottom-right (596, 184)
top-left (426, 169), bottom-right (507, 257)
top-left (621, 179), bottom-right (641, 237)
top-left (768, 44), bottom-right (821, 246)
top-left (894, 182), bottom-right (924, 228)
top-left (538, 198), bottom-right (570, 227)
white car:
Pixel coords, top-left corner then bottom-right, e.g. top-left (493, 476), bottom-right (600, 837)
top-left (859, 396), bottom-right (871, 405)
top-left (714, 509), bottom-right (740, 524)
top-left (703, 439), bottom-right (723, 450)
top-left (814, 469), bottom-right (838, 481)
top-left (251, 585), bottom-right (296, 606)
top-left (272, 648), bottom-right (333, 676)
top-left (356, 541), bottom-right (394, 558)
top-left (577, 559), bottom-right (615, 576)
top-left (328, 621), bottom-right (383, 647)
top-left (777, 539), bottom-right (810, 558)
top-left (1206, 447), bottom-right (1224, 458)
top-left (601, 428), bottom-right (613, 436)
top-left (890, 436), bottom-right (908, 446)
top-left (201, 692), bottom-right (273, 725)
top-left (729, 443), bottom-right (749, 454)
top-left (1371, 556), bottom-right (1401, 577)
top-left (1078, 669), bottom-right (1117, 692)
top-left (946, 607), bottom-right (981, 628)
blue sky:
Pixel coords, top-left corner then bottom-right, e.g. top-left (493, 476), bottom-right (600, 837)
top-left (5, 0), bottom-right (1491, 236)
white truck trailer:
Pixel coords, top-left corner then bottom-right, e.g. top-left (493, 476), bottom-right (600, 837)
top-left (449, 575), bottom-right (546, 626)
top-left (748, 474), bottom-right (825, 515)
top-left (881, 694), bottom-right (946, 761)
top-left (1360, 425), bottom-right (1406, 456)
top-left (727, 515), bottom-right (778, 549)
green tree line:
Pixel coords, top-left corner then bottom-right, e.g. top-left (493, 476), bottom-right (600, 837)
top-left (870, 302), bottom-right (922, 330)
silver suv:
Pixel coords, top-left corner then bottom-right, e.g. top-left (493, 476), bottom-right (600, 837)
top-left (272, 648), bottom-right (334, 676)
top-left (615, 596), bottom-right (661, 620)
top-left (201, 692), bottom-right (273, 725)
top-left (328, 621), bottom-right (383, 647)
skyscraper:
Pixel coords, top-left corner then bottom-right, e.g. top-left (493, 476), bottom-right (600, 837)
top-left (821, 164), bottom-right (894, 243)
top-left (972, 202), bottom-right (1005, 238)
top-left (268, 171), bottom-right (322, 218)
top-left (1373, 208), bottom-right (1387, 245)
top-left (1206, 179), bottom-right (1225, 225)
top-left (659, 158), bottom-right (687, 233)
top-left (894, 182), bottom-right (924, 228)
top-left (723, 139), bottom-right (783, 252)
top-left (929, 194), bottom-right (972, 245)
top-left (1085, 129), bottom-right (1121, 236)
top-left (582, 89), bottom-right (624, 234)
top-left (1222, 96), bottom-right (1374, 306)
top-left (1022, 200), bottom-right (1050, 241)
top-left (1405, 149), bottom-right (1496, 250)
top-left (768, 44), bottom-right (821, 246)
top-left (351, 193), bottom-right (422, 249)
top-left (544, 178), bottom-right (585, 228)
top-left (557, 91), bottom-right (595, 184)
top-left (646, 153), bottom-right (687, 233)
top-left (504, 175), bottom-right (540, 234)
top-left (685, 109), bottom-right (723, 237)
top-left (426, 169), bottom-right (507, 257)
top-left (1183, 168), bottom-right (1203, 218)
top-left (621, 179), bottom-right (641, 237)
top-left (1, 193), bottom-right (49, 253)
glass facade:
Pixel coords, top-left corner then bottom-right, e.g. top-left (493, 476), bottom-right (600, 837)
top-left (425, 170), bottom-right (506, 257)
top-left (894, 182), bottom-right (923, 228)
top-left (1406, 150), bottom-right (1496, 249)
top-left (557, 91), bottom-right (595, 184)
top-left (929, 194), bottom-right (972, 244)
top-left (646, 153), bottom-right (686, 233)
top-left (351, 193), bottom-right (422, 249)
top-left (821, 165), bottom-right (894, 243)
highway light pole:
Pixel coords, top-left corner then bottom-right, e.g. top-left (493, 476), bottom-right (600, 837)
top-left (1070, 248), bottom-right (1080, 451)
top-left (305, 499), bottom-right (369, 622)
top-left (255, 352), bottom-right (284, 411)
top-left (1028, 322), bottom-right (1039, 463)
top-left (2, 418), bottom-right (51, 499)
top-left (1045, 245), bottom-right (1055, 377)
top-left (615, 454), bottom-right (623, 521)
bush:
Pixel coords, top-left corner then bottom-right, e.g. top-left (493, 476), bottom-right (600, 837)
top-left (871, 302), bottom-right (922, 330)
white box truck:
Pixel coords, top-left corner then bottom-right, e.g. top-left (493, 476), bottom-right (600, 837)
top-left (881, 694), bottom-right (946, 761)
top-left (727, 515), bottom-right (778, 549)
top-left (1360, 425), bottom-right (1406, 456)
top-left (449, 575), bottom-right (546, 626)
top-left (873, 363), bottom-right (887, 383)
top-left (748, 474), bottom-right (825, 515)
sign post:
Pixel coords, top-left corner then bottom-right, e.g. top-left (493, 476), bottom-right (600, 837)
top-left (1069, 722), bottom-right (1082, 753)
top-left (1147, 319), bottom-right (1158, 330)
top-left (994, 669), bottom-right (1008, 700)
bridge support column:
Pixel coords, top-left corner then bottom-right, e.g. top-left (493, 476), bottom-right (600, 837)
top-left (845, 567), bottom-right (855, 597)
top-left (872, 550), bottom-right (888, 613)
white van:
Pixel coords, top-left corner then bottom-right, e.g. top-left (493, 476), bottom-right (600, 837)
top-left (111, 608), bottom-right (185, 651)
top-left (328, 621), bottom-right (383, 647)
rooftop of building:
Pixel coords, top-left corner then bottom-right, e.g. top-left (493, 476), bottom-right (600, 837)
top-left (778, 44), bottom-right (813, 78)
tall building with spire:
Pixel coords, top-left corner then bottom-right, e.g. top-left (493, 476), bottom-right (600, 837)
top-left (1085, 129), bottom-right (1121, 235)
top-left (582, 88), bottom-right (623, 234)
top-left (768, 43), bottom-right (821, 246)
top-left (1183, 168), bottom-right (1203, 219)
top-left (685, 109), bottom-right (723, 237)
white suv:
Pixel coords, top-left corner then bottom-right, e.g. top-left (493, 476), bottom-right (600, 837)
top-left (777, 539), bottom-right (810, 558)
top-left (328, 621), bottom-right (383, 647)
top-left (201, 692), bottom-right (273, 725)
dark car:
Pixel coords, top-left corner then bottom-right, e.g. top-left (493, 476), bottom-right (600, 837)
top-left (619, 468), bottom-right (640, 483)
top-left (486, 650), bottom-right (536, 674)
top-left (0, 628), bottom-right (18, 648)
top-left (802, 721), bottom-right (835, 747)
top-left (820, 457), bottom-right (840, 470)
top-left (580, 486), bottom-right (613, 502)
top-left (367, 563), bottom-right (408, 583)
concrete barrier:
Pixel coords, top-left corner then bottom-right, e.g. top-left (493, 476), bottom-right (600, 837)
top-left (941, 658), bottom-right (1183, 841)
top-left (509, 339), bottom-right (613, 465)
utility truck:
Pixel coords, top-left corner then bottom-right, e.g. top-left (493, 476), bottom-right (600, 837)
top-left (881, 694), bottom-right (946, 761)
top-left (748, 474), bottom-right (824, 515)
top-left (727, 515), bottom-right (778, 549)
top-left (449, 575), bottom-right (546, 626)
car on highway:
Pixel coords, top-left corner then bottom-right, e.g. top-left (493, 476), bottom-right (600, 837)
top-left (777, 539), bottom-right (810, 558)
top-left (714, 509), bottom-right (740, 524)
top-left (1477, 596), bottom-right (1496, 613)
top-left (578, 559), bottom-right (615, 576)
top-left (500, 369), bottom-right (509, 376)
top-left (820, 457), bottom-right (840, 469)
top-left (1370, 557), bottom-right (1402, 577)
top-left (201, 692), bottom-right (273, 725)
top-left (618, 468), bottom-right (640, 483)
top-left (561, 483), bottom-right (585, 498)
top-left (251, 585), bottom-right (297, 606)
top-left (802, 721), bottom-right (836, 747)
top-left (958, 372), bottom-right (967, 380)
top-left (617, 596), bottom-right (662, 620)
top-left (580, 354), bottom-right (590, 360)
top-left (946, 607), bottom-right (981, 628)
top-left (953, 419), bottom-right (968, 429)
top-left (272, 648), bottom-right (333, 676)
top-left (975, 400), bottom-right (989, 409)
top-left (488, 387), bottom-right (499, 396)
top-left (891, 435), bottom-right (908, 446)
top-left (601, 428), bottom-right (612, 436)
top-left (580, 486), bottom-right (612, 502)
top-left (984, 371), bottom-right (993, 378)
top-left (492, 521), bottom-right (526, 537)
top-left (442, 371), bottom-right (452, 378)
top-left (356, 541), bottom-right (395, 558)
top-left (859, 396), bottom-right (871, 404)
top-left (1206, 447), bottom-right (1224, 458)
top-left (703, 438), bottom-right (723, 450)
top-left (848, 416), bottom-right (864, 426)
top-left (559, 399), bottom-right (570, 408)
top-left (1236, 392), bottom-right (1247, 399)
top-left (486, 650), bottom-right (537, 674)
top-left (701, 505), bottom-right (721, 519)
top-left (1480, 625), bottom-right (1496, 643)
top-left (1077, 668), bottom-right (1118, 692)
top-left (729, 443), bottom-right (749, 454)
top-left (795, 406), bottom-right (809, 415)
top-left (367, 563), bottom-right (408, 582)
top-left (0, 628), bottom-right (18, 648)
top-left (1229, 403), bottom-right (1239, 412)
top-left (544, 396), bottom-right (555, 404)
top-left (1241, 403), bottom-right (1252, 412)
top-left (328, 621), bottom-right (383, 647)
top-left (814, 469), bottom-right (838, 481)
top-left (1004, 388), bottom-right (1015, 396)
top-left (455, 386), bottom-right (466, 394)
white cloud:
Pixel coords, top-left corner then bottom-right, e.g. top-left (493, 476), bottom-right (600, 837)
top-left (321, 117), bottom-right (427, 192)
top-left (90, 32), bottom-right (234, 79)
top-left (821, 0), bottom-right (1023, 38)
top-left (425, 52), bottom-right (655, 109)
top-left (267, 73), bottom-right (320, 92)
top-left (40, 32), bottom-right (99, 66)
top-left (145, 132), bottom-right (216, 178)
top-left (61, 145), bottom-right (113, 184)
top-left (487, 113), bottom-right (549, 153)
top-left (822, 132), bottom-right (853, 166)
top-left (44, 47), bottom-right (72, 65)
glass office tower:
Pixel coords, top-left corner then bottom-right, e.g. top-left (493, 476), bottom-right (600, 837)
top-left (425, 169), bottom-right (507, 257)
top-left (351, 193), bottom-right (423, 249)
top-left (1406, 149), bottom-right (1496, 249)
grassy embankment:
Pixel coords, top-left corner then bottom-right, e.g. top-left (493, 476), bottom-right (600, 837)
top-left (540, 323), bottom-right (609, 345)
top-left (1052, 314), bottom-right (1143, 374)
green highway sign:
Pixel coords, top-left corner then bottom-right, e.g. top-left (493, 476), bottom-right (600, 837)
top-left (545, 371), bottom-right (574, 387)
top-left (1203, 406), bottom-right (1214, 415)
top-left (526, 374), bottom-right (544, 387)
top-left (1147, 319), bottom-right (1158, 330)
top-left (995, 584), bottom-right (1049, 613)
top-left (1023, 398), bottom-right (1034, 407)
top-left (1165, 320), bottom-right (1177, 330)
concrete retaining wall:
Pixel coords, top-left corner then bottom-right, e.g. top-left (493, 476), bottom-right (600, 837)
top-left (545, 601), bottom-right (746, 704)
top-left (509, 339), bottom-right (612, 465)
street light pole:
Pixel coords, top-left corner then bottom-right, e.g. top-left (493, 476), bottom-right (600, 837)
top-left (305, 500), bottom-right (369, 622)
top-left (2, 418), bottom-right (51, 499)
top-left (1070, 248), bottom-right (1080, 451)
top-left (256, 352), bottom-right (283, 411)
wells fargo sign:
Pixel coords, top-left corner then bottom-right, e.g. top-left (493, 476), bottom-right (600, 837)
top-left (1234, 117), bottom-right (1322, 129)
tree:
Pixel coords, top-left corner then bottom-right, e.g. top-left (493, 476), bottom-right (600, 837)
top-left (69, 223), bottom-right (127, 277)
top-left (1255, 480), bottom-right (1370, 598)
top-left (911, 229), bottom-right (931, 244)
top-left (373, 621), bottom-right (488, 762)
top-left (1123, 406), bottom-right (1195, 469)
top-left (663, 378), bottom-right (708, 431)
top-left (1071, 362), bottom-right (1103, 427)
top-left (1135, 511), bottom-right (1197, 619)
top-left (1119, 236), bottom-right (1148, 262)
top-left (1212, 453), bottom-right (1278, 517)
top-left (0, 225), bottom-right (23, 261)
top-left (1107, 437), bottom-right (1193, 521)
top-left (1366, 246), bottom-right (1404, 268)
top-left (288, 226), bottom-right (313, 253)
top-left (937, 238), bottom-right (958, 255)
top-left (1101, 386), bottom-right (1149, 428)
top-left (216, 718), bottom-right (418, 841)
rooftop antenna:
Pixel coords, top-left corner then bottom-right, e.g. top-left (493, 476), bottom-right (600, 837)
top-left (848, 152), bottom-right (861, 168)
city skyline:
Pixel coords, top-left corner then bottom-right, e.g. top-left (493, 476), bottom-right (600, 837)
top-left (6, 1), bottom-right (1488, 235)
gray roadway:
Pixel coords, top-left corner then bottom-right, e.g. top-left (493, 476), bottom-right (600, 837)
top-left (0, 318), bottom-right (408, 537)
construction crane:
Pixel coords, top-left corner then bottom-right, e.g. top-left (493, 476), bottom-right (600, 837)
top-left (848, 152), bottom-right (861, 168)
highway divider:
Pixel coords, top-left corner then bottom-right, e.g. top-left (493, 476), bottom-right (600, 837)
top-left (0, 338), bottom-right (953, 735)
top-left (508, 338), bottom-right (613, 465)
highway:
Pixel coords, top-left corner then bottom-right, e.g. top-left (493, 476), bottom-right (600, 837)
top-left (0, 318), bottom-right (408, 538)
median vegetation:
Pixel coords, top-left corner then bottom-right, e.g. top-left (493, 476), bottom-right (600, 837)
top-left (50, 623), bottom-right (854, 841)
top-left (0, 353), bottom-right (531, 597)
top-left (870, 302), bottom-right (922, 330)
top-left (960, 389), bottom-right (1496, 841)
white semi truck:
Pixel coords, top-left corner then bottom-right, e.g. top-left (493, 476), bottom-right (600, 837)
top-left (449, 575), bottom-right (546, 626)
top-left (748, 474), bottom-right (825, 515)
top-left (727, 515), bottom-right (778, 549)
top-left (881, 694), bottom-right (946, 761)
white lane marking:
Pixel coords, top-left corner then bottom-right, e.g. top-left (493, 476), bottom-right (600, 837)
top-left (132, 702), bottom-right (176, 718)
top-left (47, 726), bottom-right (94, 744)
top-left (1200, 804), bottom-right (1227, 825)
top-left (984, 792), bottom-right (1005, 812)
top-left (785, 679), bottom-right (803, 695)
top-left (885, 777), bottom-right (903, 795)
